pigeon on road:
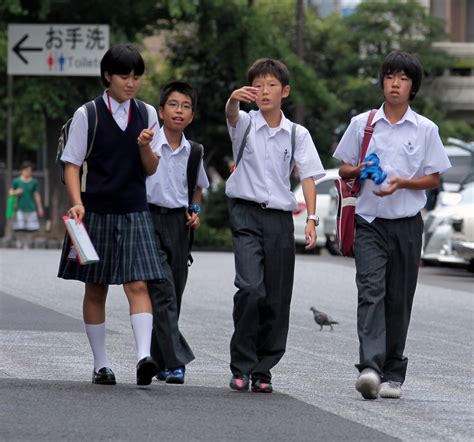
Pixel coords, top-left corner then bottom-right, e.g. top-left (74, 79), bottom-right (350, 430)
top-left (310, 307), bottom-right (339, 331)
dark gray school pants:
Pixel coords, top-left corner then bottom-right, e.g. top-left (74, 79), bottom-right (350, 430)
top-left (354, 213), bottom-right (423, 384)
top-left (228, 199), bottom-right (295, 383)
top-left (148, 205), bottom-right (195, 370)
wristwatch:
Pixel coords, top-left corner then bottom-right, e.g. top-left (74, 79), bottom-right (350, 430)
top-left (306, 214), bottom-right (319, 226)
top-left (189, 203), bottom-right (201, 215)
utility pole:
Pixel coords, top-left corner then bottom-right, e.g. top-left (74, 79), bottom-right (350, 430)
top-left (294, 0), bottom-right (305, 124)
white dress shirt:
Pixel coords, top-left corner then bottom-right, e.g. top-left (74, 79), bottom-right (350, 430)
top-left (61, 91), bottom-right (160, 166)
top-left (226, 110), bottom-right (325, 211)
top-left (146, 128), bottom-right (209, 208)
top-left (333, 104), bottom-right (451, 222)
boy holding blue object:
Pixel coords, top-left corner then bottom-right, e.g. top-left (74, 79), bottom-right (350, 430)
top-left (146, 81), bottom-right (209, 384)
top-left (334, 52), bottom-right (451, 400)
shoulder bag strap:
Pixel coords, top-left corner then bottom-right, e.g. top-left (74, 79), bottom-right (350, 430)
top-left (234, 120), bottom-right (252, 169)
top-left (187, 141), bottom-right (204, 205)
top-left (358, 109), bottom-right (377, 165)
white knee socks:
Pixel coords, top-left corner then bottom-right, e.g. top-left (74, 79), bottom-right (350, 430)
top-left (84, 322), bottom-right (110, 372)
top-left (130, 312), bottom-right (153, 362)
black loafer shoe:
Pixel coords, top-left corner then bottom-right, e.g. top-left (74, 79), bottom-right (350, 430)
top-left (92, 367), bottom-right (116, 385)
top-left (251, 379), bottom-right (273, 393)
top-left (136, 357), bottom-right (158, 386)
top-left (229, 375), bottom-right (250, 391)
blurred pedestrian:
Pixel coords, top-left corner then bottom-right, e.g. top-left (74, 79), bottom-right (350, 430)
top-left (225, 58), bottom-right (325, 393)
top-left (57, 44), bottom-right (163, 386)
top-left (9, 161), bottom-right (44, 248)
top-left (334, 51), bottom-right (451, 400)
top-left (146, 81), bottom-right (209, 384)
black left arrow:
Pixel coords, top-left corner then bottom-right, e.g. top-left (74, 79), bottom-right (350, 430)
top-left (13, 34), bottom-right (43, 64)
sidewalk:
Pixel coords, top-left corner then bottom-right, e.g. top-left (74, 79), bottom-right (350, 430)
top-left (0, 250), bottom-right (472, 440)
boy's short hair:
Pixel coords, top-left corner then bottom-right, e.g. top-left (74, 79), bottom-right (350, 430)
top-left (100, 44), bottom-right (145, 87)
top-left (159, 81), bottom-right (197, 111)
top-left (379, 51), bottom-right (423, 100)
top-left (20, 161), bottom-right (34, 170)
top-left (247, 58), bottom-right (290, 87)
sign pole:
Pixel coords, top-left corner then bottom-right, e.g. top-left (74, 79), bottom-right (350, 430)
top-left (6, 75), bottom-right (13, 193)
top-left (5, 75), bottom-right (14, 239)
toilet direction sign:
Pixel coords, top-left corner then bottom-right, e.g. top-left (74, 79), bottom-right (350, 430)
top-left (8, 24), bottom-right (109, 76)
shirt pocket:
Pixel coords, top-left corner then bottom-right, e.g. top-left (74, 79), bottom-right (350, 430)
top-left (398, 142), bottom-right (424, 176)
top-left (276, 145), bottom-right (292, 180)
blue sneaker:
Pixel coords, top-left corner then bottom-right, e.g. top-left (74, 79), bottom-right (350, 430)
top-left (166, 366), bottom-right (185, 384)
top-left (155, 369), bottom-right (169, 381)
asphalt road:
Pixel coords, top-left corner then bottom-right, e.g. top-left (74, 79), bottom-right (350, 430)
top-left (0, 249), bottom-right (472, 441)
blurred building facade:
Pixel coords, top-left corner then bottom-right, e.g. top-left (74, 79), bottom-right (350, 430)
top-left (308, 0), bottom-right (474, 125)
top-left (428, 0), bottom-right (474, 124)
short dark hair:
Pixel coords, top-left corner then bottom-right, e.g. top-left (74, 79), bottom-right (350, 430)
top-left (20, 161), bottom-right (34, 170)
top-left (247, 58), bottom-right (290, 87)
top-left (100, 44), bottom-right (145, 87)
top-left (379, 51), bottom-right (423, 100)
top-left (159, 81), bottom-right (197, 111)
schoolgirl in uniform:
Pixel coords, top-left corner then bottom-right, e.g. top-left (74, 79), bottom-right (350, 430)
top-left (58, 44), bottom-right (163, 386)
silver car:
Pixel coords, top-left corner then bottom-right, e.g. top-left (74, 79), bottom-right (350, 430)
top-left (422, 183), bottom-right (474, 272)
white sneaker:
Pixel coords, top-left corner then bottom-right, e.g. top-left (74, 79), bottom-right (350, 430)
top-left (379, 381), bottom-right (402, 399)
top-left (355, 368), bottom-right (380, 399)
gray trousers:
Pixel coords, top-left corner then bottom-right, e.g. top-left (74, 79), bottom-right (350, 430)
top-left (354, 213), bottom-right (423, 384)
top-left (148, 208), bottom-right (195, 370)
top-left (229, 199), bottom-right (295, 382)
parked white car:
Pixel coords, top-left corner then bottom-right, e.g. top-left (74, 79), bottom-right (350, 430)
top-left (293, 168), bottom-right (339, 251)
top-left (422, 182), bottom-right (474, 271)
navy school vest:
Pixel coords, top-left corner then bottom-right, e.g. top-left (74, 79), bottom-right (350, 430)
top-left (81, 96), bottom-right (149, 214)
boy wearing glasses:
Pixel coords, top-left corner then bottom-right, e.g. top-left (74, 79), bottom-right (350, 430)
top-left (146, 81), bottom-right (209, 384)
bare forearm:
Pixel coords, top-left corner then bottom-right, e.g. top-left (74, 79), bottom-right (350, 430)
top-left (302, 177), bottom-right (317, 215)
top-left (397, 173), bottom-right (440, 191)
top-left (139, 146), bottom-right (159, 176)
top-left (34, 192), bottom-right (43, 211)
top-left (225, 98), bottom-right (240, 127)
top-left (192, 187), bottom-right (203, 205)
top-left (339, 161), bottom-right (361, 179)
top-left (64, 163), bottom-right (82, 206)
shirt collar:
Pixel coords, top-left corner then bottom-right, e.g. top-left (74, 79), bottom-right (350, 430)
top-left (374, 103), bottom-right (418, 127)
top-left (158, 126), bottom-right (189, 153)
top-left (103, 90), bottom-right (131, 116)
top-left (254, 109), bottom-right (292, 134)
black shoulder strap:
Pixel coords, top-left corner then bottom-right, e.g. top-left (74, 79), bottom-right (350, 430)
top-left (290, 123), bottom-right (296, 172)
top-left (134, 99), bottom-right (149, 128)
top-left (235, 120), bottom-right (252, 169)
top-left (84, 99), bottom-right (98, 159)
top-left (187, 141), bottom-right (204, 205)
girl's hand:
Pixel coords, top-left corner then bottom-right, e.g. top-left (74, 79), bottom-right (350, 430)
top-left (68, 204), bottom-right (85, 223)
top-left (137, 126), bottom-right (156, 148)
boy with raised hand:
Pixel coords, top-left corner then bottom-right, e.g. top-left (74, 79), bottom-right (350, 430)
top-left (146, 81), bottom-right (209, 384)
top-left (333, 52), bottom-right (451, 400)
top-left (225, 58), bottom-right (325, 393)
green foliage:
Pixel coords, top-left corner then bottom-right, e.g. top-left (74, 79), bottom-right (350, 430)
top-left (1, 0), bottom-right (472, 242)
top-left (201, 183), bottom-right (229, 229)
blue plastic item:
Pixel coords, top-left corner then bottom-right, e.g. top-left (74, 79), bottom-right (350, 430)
top-left (360, 153), bottom-right (387, 185)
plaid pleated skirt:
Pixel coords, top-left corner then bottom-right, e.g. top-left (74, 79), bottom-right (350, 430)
top-left (58, 211), bottom-right (164, 285)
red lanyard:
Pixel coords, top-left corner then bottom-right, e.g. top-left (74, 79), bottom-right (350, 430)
top-left (106, 91), bottom-right (132, 123)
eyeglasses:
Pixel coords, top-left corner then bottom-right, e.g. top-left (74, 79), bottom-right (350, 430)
top-left (165, 100), bottom-right (193, 111)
